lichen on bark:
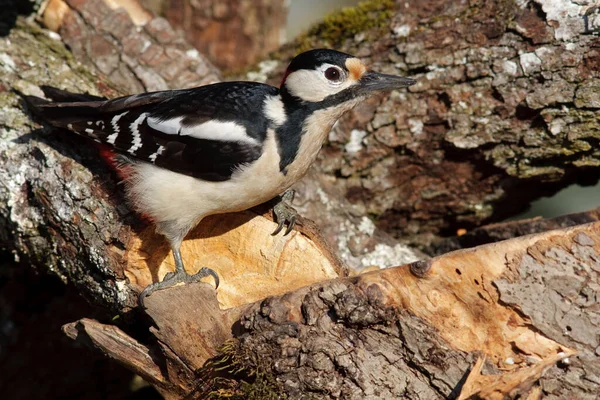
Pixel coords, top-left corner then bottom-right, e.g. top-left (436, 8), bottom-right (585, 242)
top-left (0, 20), bottom-right (132, 309)
top-left (248, 0), bottom-right (600, 246)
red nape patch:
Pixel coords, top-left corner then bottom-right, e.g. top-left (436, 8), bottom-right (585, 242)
top-left (280, 68), bottom-right (295, 87)
top-left (96, 144), bottom-right (133, 181)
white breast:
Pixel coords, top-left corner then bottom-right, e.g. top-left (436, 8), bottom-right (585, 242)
top-left (124, 99), bottom-right (362, 233)
top-left (125, 130), bottom-right (285, 228)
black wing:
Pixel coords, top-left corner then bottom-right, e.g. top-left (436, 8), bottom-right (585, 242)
top-left (25, 83), bottom-right (279, 181)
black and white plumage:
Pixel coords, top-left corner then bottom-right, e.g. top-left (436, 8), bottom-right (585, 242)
top-left (25, 49), bottom-right (416, 306)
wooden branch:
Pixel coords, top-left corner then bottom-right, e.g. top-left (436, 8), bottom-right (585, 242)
top-left (38, 0), bottom-right (424, 270)
top-left (42, 0), bottom-right (220, 93)
top-left (127, 210), bottom-right (346, 309)
top-left (429, 206), bottom-right (600, 255)
top-left (0, 19), bottom-right (344, 312)
top-left (64, 222), bottom-right (600, 398)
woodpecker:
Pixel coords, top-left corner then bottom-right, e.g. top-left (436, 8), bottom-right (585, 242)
top-left (25, 49), bottom-right (416, 306)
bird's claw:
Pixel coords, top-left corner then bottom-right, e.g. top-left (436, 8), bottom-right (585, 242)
top-left (272, 190), bottom-right (298, 236)
top-left (139, 267), bottom-right (219, 308)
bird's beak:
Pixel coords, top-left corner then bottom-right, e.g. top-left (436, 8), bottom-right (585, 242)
top-left (359, 71), bottom-right (416, 93)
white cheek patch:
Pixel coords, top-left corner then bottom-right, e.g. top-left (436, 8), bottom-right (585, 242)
top-left (285, 67), bottom-right (357, 102)
top-left (147, 116), bottom-right (258, 145)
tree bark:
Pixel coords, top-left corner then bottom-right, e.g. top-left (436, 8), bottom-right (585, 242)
top-left (39, 0), bottom-right (425, 272)
top-left (1, 0), bottom-right (600, 398)
top-left (42, 0), bottom-right (221, 93)
top-left (63, 221), bottom-right (600, 399)
top-left (160, 0), bottom-right (288, 72)
top-left (249, 0), bottom-right (600, 246)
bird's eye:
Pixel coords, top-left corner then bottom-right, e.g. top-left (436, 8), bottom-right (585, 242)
top-left (324, 67), bottom-right (341, 81)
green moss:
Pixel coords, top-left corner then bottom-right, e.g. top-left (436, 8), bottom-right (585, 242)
top-left (198, 339), bottom-right (283, 400)
top-left (238, 0), bottom-right (396, 80)
top-left (293, 0), bottom-right (395, 52)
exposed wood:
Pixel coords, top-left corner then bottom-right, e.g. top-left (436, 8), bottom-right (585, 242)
top-left (65, 222), bottom-right (600, 398)
top-left (429, 206), bottom-right (600, 255)
top-left (1, 1), bottom-right (600, 398)
top-left (62, 318), bottom-right (169, 388)
top-left (0, 19), bottom-right (345, 313)
top-left (36, 0), bottom-right (425, 271)
top-left (127, 210), bottom-right (345, 309)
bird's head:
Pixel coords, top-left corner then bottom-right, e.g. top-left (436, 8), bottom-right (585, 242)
top-left (280, 49), bottom-right (416, 107)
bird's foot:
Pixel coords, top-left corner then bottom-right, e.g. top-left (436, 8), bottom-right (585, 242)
top-left (272, 189), bottom-right (298, 236)
top-left (139, 267), bottom-right (219, 308)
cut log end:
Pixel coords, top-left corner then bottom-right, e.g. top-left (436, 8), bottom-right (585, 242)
top-left (124, 210), bottom-right (348, 309)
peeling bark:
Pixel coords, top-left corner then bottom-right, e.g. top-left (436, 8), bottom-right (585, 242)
top-left (65, 223), bottom-right (600, 399)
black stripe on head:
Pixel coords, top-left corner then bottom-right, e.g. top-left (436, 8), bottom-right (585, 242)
top-left (283, 49), bottom-right (353, 78)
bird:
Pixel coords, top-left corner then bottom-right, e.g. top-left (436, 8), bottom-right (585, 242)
top-left (24, 49), bottom-right (416, 307)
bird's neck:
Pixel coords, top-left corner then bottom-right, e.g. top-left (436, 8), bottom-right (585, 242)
top-left (274, 89), bottom-right (358, 175)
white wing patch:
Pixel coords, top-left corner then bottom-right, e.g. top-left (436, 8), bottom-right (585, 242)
top-left (146, 116), bottom-right (257, 144)
top-left (146, 116), bottom-right (182, 135)
top-left (107, 111), bottom-right (129, 144)
top-left (263, 95), bottom-right (287, 126)
top-left (128, 112), bottom-right (148, 155)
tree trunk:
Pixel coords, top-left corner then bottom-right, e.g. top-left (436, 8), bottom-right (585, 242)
top-left (42, 0), bottom-right (221, 93)
top-left (1, 0), bottom-right (599, 398)
top-left (39, 0), bottom-right (425, 272)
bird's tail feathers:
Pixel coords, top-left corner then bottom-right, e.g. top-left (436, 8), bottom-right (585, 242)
top-left (38, 85), bottom-right (106, 103)
top-left (19, 86), bottom-right (119, 146)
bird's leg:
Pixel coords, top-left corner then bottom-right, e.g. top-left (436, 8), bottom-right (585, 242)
top-left (139, 245), bottom-right (219, 308)
top-left (272, 189), bottom-right (298, 236)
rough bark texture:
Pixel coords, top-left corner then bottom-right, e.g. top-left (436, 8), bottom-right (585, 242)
top-left (160, 0), bottom-right (288, 72)
top-left (64, 222), bottom-right (600, 399)
top-left (43, 0), bottom-right (220, 93)
top-left (1, 0), bottom-right (600, 398)
top-left (0, 16), bottom-right (345, 312)
top-left (250, 0), bottom-right (600, 246)
top-left (0, 19), bottom-right (129, 307)
top-left (39, 0), bottom-right (425, 271)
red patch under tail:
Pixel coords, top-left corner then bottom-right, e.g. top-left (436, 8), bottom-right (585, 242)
top-left (96, 144), bottom-right (153, 223)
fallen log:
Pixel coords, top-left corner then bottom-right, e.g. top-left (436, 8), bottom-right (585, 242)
top-left (64, 222), bottom-right (600, 399)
